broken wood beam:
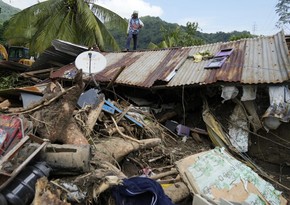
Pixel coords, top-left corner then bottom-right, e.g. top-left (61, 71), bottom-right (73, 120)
top-left (92, 137), bottom-right (161, 163)
top-left (148, 155), bottom-right (166, 163)
top-left (190, 127), bottom-right (208, 135)
top-left (163, 182), bottom-right (190, 203)
top-left (115, 104), bottom-right (132, 124)
top-left (150, 168), bottom-right (178, 180)
top-left (86, 94), bottom-right (105, 135)
top-left (106, 65), bottom-right (126, 89)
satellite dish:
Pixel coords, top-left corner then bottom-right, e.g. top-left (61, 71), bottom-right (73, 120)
top-left (75, 51), bottom-right (107, 74)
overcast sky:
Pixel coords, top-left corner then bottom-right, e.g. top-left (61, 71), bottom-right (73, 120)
top-left (2, 0), bottom-right (287, 35)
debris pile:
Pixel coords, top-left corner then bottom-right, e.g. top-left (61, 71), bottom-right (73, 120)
top-left (0, 38), bottom-right (289, 205)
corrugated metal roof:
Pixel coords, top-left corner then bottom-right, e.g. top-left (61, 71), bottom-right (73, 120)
top-left (31, 39), bottom-right (88, 70)
top-left (95, 48), bottom-right (191, 87)
top-left (95, 31), bottom-right (290, 88)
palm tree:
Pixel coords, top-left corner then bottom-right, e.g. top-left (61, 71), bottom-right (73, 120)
top-left (4, 0), bottom-right (127, 53)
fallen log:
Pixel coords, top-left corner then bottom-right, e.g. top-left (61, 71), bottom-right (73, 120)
top-left (63, 119), bottom-right (89, 144)
top-left (28, 71), bottom-right (88, 144)
top-left (92, 137), bottom-right (161, 163)
top-left (163, 182), bottom-right (191, 203)
top-left (150, 168), bottom-right (178, 180)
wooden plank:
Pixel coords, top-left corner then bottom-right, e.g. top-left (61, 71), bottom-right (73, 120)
top-left (0, 135), bottom-right (48, 190)
top-left (0, 135), bottom-right (30, 164)
top-left (86, 94), bottom-right (105, 133)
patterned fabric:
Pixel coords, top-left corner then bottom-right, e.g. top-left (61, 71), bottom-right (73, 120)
top-left (127, 18), bottom-right (144, 34)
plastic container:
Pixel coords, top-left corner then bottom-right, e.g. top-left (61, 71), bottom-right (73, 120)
top-left (2, 161), bottom-right (51, 205)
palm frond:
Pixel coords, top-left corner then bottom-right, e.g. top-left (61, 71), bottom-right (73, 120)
top-left (91, 3), bottom-right (127, 32)
top-left (159, 41), bottom-right (168, 48)
top-left (30, 3), bottom-right (69, 52)
top-left (4, 0), bottom-right (125, 53)
top-left (93, 17), bottom-right (120, 51)
top-left (75, 1), bottom-right (120, 50)
top-left (148, 42), bottom-right (159, 50)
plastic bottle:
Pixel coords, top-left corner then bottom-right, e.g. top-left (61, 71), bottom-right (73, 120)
top-left (1, 161), bottom-right (51, 205)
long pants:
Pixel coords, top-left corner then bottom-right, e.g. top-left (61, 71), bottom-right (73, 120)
top-left (126, 33), bottom-right (138, 50)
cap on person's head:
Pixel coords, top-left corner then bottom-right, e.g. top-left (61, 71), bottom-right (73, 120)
top-left (133, 10), bottom-right (138, 15)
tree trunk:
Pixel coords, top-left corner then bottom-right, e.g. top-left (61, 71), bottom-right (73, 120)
top-left (92, 137), bottom-right (161, 163)
top-left (29, 71), bottom-right (88, 144)
top-left (164, 182), bottom-right (190, 203)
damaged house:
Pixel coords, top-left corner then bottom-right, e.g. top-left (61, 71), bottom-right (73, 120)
top-left (96, 30), bottom-right (290, 170)
top-left (0, 31), bottom-right (289, 204)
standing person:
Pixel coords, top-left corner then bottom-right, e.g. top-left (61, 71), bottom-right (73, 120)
top-left (125, 10), bottom-right (144, 51)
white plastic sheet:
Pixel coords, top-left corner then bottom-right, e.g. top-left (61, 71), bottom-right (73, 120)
top-left (262, 86), bottom-right (290, 131)
top-left (228, 104), bottom-right (249, 152)
top-left (221, 86), bottom-right (239, 103)
top-left (241, 85), bottom-right (257, 101)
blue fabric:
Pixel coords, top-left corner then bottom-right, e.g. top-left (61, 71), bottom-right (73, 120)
top-left (126, 33), bottom-right (138, 50)
top-left (111, 177), bottom-right (175, 205)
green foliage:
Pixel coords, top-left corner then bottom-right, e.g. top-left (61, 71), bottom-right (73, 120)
top-left (1, 4), bottom-right (256, 52)
top-left (151, 21), bottom-right (204, 48)
top-left (139, 16), bottom-right (177, 48)
top-left (147, 42), bottom-right (159, 50)
top-left (0, 73), bottom-right (19, 89)
top-left (275, 0), bottom-right (290, 27)
top-left (182, 22), bottom-right (205, 46)
top-left (4, 0), bottom-right (127, 53)
top-left (0, 1), bottom-right (20, 25)
top-left (108, 16), bottom-right (253, 50)
top-left (198, 30), bottom-right (253, 44)
top-left (108, 16), bottom-right (178, 50)
top-left (0, 1), bottom-right (20, 45)
top-left (0, 21), bottom-right (9, 44)
top-left (229, 32), bottom-right (255, 41)
top-left (160, 25), bottom-right (181, 47)
top-left (158, 41), bottom-right (168, 49)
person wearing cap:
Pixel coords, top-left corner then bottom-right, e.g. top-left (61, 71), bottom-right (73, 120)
top-left (125, 10), bottom-right (144, 51)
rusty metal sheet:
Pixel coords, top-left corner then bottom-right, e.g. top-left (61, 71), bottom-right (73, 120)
top-left (31, 31), bottom-right (290, 88)
top-left (0, 83), bottom-right (47, 101)
top-left (95, 50), bottom-right (169, 87)
top-left (167, 31), bottom-right (290, 87)
top-left (50, 63), bottom-right (77, 79)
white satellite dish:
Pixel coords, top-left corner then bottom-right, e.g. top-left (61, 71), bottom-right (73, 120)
top-left (75, 51), bottom-right (107, 74)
